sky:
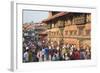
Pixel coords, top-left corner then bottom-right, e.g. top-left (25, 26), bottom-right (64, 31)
top-left (23, 10), bottom-right (49, 24)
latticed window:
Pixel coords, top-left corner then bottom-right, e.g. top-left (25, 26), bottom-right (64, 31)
top-left (65, 20), bottom-right (71, 26)
top-left (86, 14), bottom-right (91, 23)
top-left (70, 30), bottom-right (73, 35)
top-left (85, 29), bottom-right (91, 35)
top-left (69, 30), bottom-right (77, 36)
top-left (52, 23), bottom-right (55, 28)
top-left (67, 20), bottom-right (71, 25)
top-left (78, 29), bottom-right (83, 35)
top-left (74, 14), bottom-right (86, 25)
top-left (57, 20), bottom-right (65, 28)
top-left (65, 31), bottom-right (68, 35)
top-left (47, 24), bottom-right (51, 29)
top-left (48, 31), bottom-right (51, 37)
top-left (56, 31), bottom-right (59, 36)
top-left (73, 30), bottom-right (77, 35)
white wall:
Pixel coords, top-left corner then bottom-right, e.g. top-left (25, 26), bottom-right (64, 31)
top-left (0, 0), bottom-right (100, 73)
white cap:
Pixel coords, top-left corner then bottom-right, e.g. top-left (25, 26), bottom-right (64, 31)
top-left (49, 46), bottom-right (51, 49)
top-left (57, 47), bottom-right (59, 50)
top-left (26, 47), bottom-right (29, 50)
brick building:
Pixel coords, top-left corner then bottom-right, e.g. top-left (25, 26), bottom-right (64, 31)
top-left (42, 11), bottom-right (91, 49)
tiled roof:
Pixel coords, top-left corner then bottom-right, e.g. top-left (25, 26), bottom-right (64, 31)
top-left (42, 12), bottom-right (68, 23)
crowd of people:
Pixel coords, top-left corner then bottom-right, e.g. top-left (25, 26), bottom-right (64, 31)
top-left (23, 39), bottom-right (91, 62)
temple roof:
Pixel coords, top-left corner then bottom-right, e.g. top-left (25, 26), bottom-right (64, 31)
top-left (42, 12), bottom-right (68, 23)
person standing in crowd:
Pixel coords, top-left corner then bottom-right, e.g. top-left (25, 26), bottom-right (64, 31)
top-left (61, 44), bottom-right (66, 60)
top-left (85, 47), bottom-right (91, 59)
top-left (50, 45), bottom-right (54, 61)
top-left (37, 41), bottom-right (42, 50)
top-left (32, 47), bottom-right (38, 62)
top-left (59, 45), bottom-right (64, 60)
top-left (56, 46), bottom-right (60, 60)
top-left (23, 49), bottom-right (29, 62)
top-left (28, 48), bottom-right (33, 62)
top-left (48, 46), bottom-right (52, 61)
top-left (44, 46), bottom-right (49, 61)
top-left (55, 51), bottom-right (60, 61)
top-left (42, 47), bottom-right (46, 61)
top-left (68, 44), bottom-right (74, 60)
top-left (64, 44), bottom-right (70, 60)
top-left (37, 50), bottom-right (43, 62)
top-left (52, 46), bottom-right (58, 61)
top-left (41, 47), bottom-right (45, 61)
top-left (71, 47), bottom-right (80, 60)
top-left (80, 46), bottom-right (86, 60)
top-left (64, 44), bottom-right (69, 60)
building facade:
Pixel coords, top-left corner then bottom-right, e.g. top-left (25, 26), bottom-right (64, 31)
top-left (23, 23), bottom-right (48, 45)
top-left (42, 11), bottom-right (91, 49)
